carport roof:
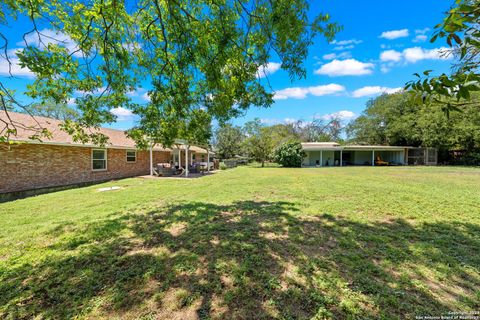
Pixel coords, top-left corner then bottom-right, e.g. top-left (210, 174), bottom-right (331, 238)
top-left (301, 142), bottom-right (408, 151)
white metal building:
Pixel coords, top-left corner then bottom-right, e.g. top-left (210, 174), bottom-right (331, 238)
top-left (301, 142), bottom-right (417, 167)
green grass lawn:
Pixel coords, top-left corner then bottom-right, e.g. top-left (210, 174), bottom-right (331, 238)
top-left (1, 166), bottom-right (479, 319)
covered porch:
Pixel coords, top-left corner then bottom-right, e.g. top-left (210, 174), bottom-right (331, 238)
top-left (149, 141), bottom-right (215, 177)
top-left (301, 143), bottom-right (407, 167)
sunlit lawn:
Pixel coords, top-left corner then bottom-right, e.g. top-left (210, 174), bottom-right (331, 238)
top-left (1, 165), bottom-right (479, 319)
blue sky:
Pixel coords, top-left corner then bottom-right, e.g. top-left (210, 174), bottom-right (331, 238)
top-left (241, 0), bottom-right (455, 127)
top-left (0, 0), bottom-right (454, 130)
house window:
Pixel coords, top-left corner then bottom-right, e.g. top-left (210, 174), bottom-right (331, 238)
top-left (201, 154), bottom-right (205, 161)
top-left (92, 149), bottom-right (107, 171)
top-left (126, 150), bottom-right (137, 163)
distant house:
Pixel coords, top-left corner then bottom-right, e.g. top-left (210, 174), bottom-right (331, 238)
top-left (0, 111), bottom-right (212, 196)
top-left (301, 142), bottom-right (437, 167)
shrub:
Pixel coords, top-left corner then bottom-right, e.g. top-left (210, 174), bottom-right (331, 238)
top-left (219, 162), bottom-right (227, 170)
top-left (273, 141), bottom-right (306, 167)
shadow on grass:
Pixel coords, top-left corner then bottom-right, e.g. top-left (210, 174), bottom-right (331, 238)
top-left (1, 201), bottom-right (479, 319)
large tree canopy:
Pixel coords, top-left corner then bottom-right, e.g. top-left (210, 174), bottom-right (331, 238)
top-left (243, 118), bottom-right (273, 166)
top-left (0, 0), bottom-right (339, 147)
top-left (214, 123), bottom-right (244, 159)
top-left (347, 92), bottom-right (480, 162)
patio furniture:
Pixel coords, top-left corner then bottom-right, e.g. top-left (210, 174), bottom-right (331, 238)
top-left (188, 164), bottom-right (198, 174)
top-left (375, 156), bottom-right (389, 166)
top-left (156, 163), bottom-right (175, 176)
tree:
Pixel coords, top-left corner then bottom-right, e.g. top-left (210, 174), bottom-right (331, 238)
top-left (214, 124), bottom-right (244, 159)
top-left (25, 100), bottom-right (79, 121)
top-left (260, 118), bottom-right (345, 149)
top-left (346, 93), bottom-right (421, 146)
top-left (346, 91), bottom-right (480, 162)
top-left (0, 1), bottom-right (340, 146)
top-left (407, 0), bottom-right (480, 110)
top-left (268, 123), bottom-right (300, 147)
top-left (289, 118), bottom-right (343, 142)
top-left (243, 118), bottom-right (274, 167)
top-left (273, 141), bottom-right (305, 167)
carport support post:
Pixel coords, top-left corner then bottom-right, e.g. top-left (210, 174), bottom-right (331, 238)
top-left (320, 150), bottom-right (323, 167)
top-left (207, 150), bottom-right (210, 172)
top-left (185, 145), bottom-right (189, 177)
top-left (372, 150), bottom-right (375, 166)
top-left (178, 147), bottom-right (182, 169)
top-left (340, 150), bottom-right (343, 167)
top-left (149, 143), bottom-right (153, 176)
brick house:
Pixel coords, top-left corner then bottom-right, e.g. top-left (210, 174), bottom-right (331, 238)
top-left (0, 111), bottom-right (211, 196)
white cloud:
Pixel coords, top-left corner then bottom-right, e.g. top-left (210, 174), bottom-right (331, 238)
top-left (380, 46), bottom-right (452, 73)
top-left (257, 62), bottom-right (281, 78)
top-left (259, 118), bottom-right (299, 125)
top-left (127, 87), bottom-right (151, 102)
top-left (413, 29), bottom-right (430, 42)
top-left (284, 118), bottom-right (297, 124)
top-left (322, 52), bottom-right (351, 60)
top-left (402, 46), bottom-right (451, 63)
top-left (260, 118), bottom-right (281, 125)
top-left (19, 28), bottom-right (84, 58)
top-left (314, 59), bottom-right (374, 76)
top-left (273, 87), bottom-right (310, 100)
top-left (380, 50), bottom-right (402, 62)
top-left (415, 28), bottom-right (430, 35)
top-left (331, 39), bottom-right (363, 46)
top-left (0, 48), bottom-right (35, 78)
top-left (352, 86), bottom-right (402, 98)
top-left (308, 84), bottom-right (346, 96)
top-left (67, 98), bottom-right (76, 106)
top-left (380, 29), bottom-right (409, 40)
top-left (323, 53), bottom-right (337, 60)
top-left (321, 110), bottom-right (357, 121)
top-left (330, 39), bottom-right (362, 51)
top-left (75, 86), bottom-right (108, 95)
top-left (412, 35), bottom-right (428, 43)
top-left (333, 45), bottom-right (354, 51)
top-left (273, 84), bottom-right (345, 100)
top-left (0, 58), bottom-right (35, 78)
top-left (380, 65), bottom-right (391, 73)
top-left (110, 107), bottom-right (134, 121)
top-left (142, 92), bottom-right (151, 102)
top-left (122, 42), bottom-right (142, 52)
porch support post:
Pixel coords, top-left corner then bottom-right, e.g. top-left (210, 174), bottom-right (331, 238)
top-left (340, 150), bottom-right (343, 167)
top-left (185, 145), bottom-right (189, 177)
top-left (372, 150), bottom-right (375, 166)
top-left (207, 150), bottom-right (210, 172)
top-left (178, 147), bottom-right (182, 169)
top-left (149, 143), bottom-right (154, 175)
top-left (320, 150), bottom-right (323, 167)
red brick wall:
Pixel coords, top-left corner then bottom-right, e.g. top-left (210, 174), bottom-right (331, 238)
top-left (0, 143), bottom-right (171, 193)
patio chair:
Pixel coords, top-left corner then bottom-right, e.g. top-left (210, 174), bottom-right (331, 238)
top-left (157, 163), bottom-right (174, 176)
top-left (375, 156), bottom-right (389, 166)
top-left (189, 164), bottom-right (198, 174)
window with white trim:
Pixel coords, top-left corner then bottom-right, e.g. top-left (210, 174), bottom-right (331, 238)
top-left (92, 149), bottom-right (107, 170)
top-left (126, 150), bottom-right (137, 163)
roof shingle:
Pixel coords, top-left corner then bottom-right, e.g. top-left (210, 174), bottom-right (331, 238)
top-left (0, 111), bottom-right (170, 150)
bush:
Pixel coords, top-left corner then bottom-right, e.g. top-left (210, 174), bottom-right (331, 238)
top-left (450, 151), bottom-right (480, 166)
top-left (273, 141), bottom-right (306, 167)
top-left (219, 162), bottom-right (227, 170)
